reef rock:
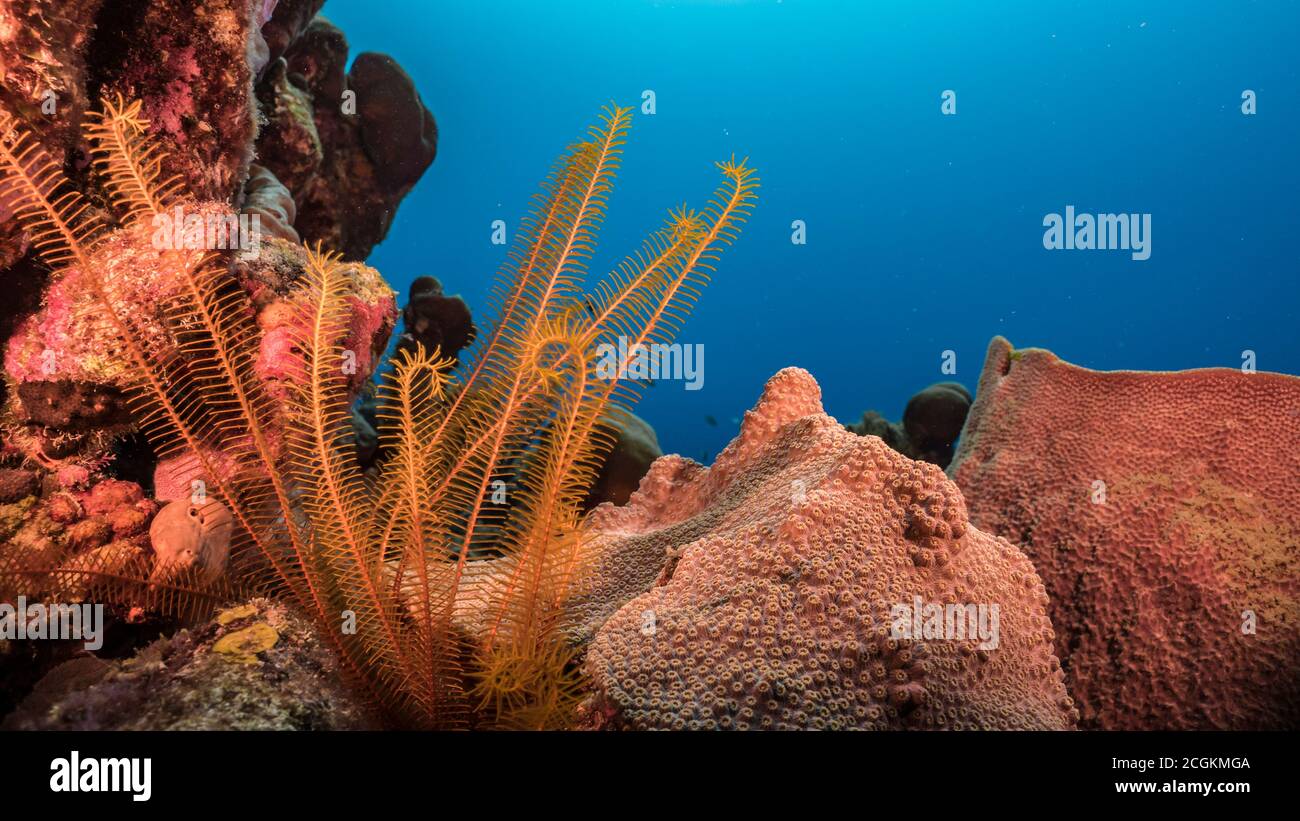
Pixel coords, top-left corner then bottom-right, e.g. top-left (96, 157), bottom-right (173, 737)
top-left (582, 409), bottom-right (662, 512)
top-left (576, 367), bottom-right (1077, 730)
top-left (949, 336), bottom-right (1300, 729)
top-left (0, 0), bottom-right (103, 344)
top-left (0, 474), bottom-right (159, 604)
top-left (91, 0), bottom-right (266, 202)
top-left (396, 275), bottom-right (477, 365)
top-left (2, 598), bottom-right (375, 730)
top-left (847, 381), bottom-right (972, 469)
top-left (260, 0), bottom-right (327, 69)
top-left (0, 0), bottom-right (104, 271)
top-left (260, 17), bottom-right (438, 260)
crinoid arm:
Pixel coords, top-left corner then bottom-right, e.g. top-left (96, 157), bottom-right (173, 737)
top-left (454, 126), bottom-right (759, 728)
top-left (84, 93), bottom-right (187, 227)
top-left (1, 94), bottom-right (758, 730)
top-left (373, 345), bottom-right (469, 725)
top-left (0, 106), bottom-right (106, 270)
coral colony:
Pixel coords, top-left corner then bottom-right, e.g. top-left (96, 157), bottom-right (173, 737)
top-left (0, 84), bottom-right (760, 728)
top-left (0, 0), bottom-right (1295, 739)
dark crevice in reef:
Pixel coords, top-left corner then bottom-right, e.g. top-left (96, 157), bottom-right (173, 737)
top-left (107, 431), bottom-right (159, 494)
top-left (84, 0), bottom-right (152, 107)
top-left (0, 255), bottom-right (51, 407)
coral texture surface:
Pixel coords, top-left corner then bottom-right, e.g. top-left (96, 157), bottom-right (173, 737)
top-left (577, 368), bottom-right (1077, 730)
top-left (950, 336), bottom-right (1300, 729)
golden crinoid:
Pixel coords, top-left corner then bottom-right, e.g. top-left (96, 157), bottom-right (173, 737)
top-left (0, 97), bottom-right (758, 729)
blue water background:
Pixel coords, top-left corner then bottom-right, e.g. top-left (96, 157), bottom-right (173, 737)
top-left (327, 0), bottom-right (1299, 462)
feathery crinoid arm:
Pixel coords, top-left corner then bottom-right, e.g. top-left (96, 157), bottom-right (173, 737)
top-left (475, 213), bottom-right (707, 642)
top-left (371, 106), bottom-right (631, 727)
top-left (576, 206), bottom-right (706, 349)
top-left (372, 345), bottom-right (469, 726)
top-left (401, 105), bottom-right (632, 471)
top-left (81, 102), bottom-right (391, 684)
top-left (467, 153), bottom-right (759, 728)
top-left (629, 158), bottom-right (759, 345)
top-left (474, 103), bottom-right (632, 384)
top-left (281, 244), bottom-right (430, 721)
top-left (588, 157), bottom-right (759, 414)
top-left (421, 106), bottom-right (633, 580)
top-left (523, 162), bottom-right (760, 621)
top-left (130, 250), bottom-right (338, 622)
top-left (362, 122), bottom-right (606, 548)
top-left (84, 93), bottom-right (186, 227)
top-left (537, 161), bottom-right (759, 550)
top-left (0, 106), bottom-right (105, 269)
top-left (466, 318), bottom-right (597, 727)
top-left (511, 105), bottom-right (633, 341)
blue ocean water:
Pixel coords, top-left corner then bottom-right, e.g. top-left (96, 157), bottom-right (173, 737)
top-left (329, 0), bottom-right (1299, 462)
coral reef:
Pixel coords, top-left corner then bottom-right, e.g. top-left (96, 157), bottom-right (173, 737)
top-left (847, 381), bottom-right (971, 469)
top-left (0, 0), bottom-right (431, 491)
top-left (2, 598), bottom-right (375, 729)
top-left (395, 275), bottom-right (477, 365)
top-left (575, 368), bottom-right (1077, 730)
top-left (2, 86), bottom-right (759, 731)
top-left (87, 0), bottom-right (265, 203)
top-left (13, 0), bottom-right (1263, 738)
top-left (0, 473), bottom-right (158, 605)
top-left (0, 0), bottom-right (105, 271)
top-left (950, 336), bottom-right (1300, 729)
top-left (258, 15), bottom-right (438, 259)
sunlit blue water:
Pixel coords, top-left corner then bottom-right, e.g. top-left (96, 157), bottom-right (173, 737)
top-left (330, 0), bottom-right (1299, 462)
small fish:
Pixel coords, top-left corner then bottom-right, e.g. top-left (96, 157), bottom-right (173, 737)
top-left (705, 415), bottom-right (718, 427)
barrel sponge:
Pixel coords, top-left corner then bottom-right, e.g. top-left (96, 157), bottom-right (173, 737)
top-left (949, 336), bottom-right (1300, 729)
top-left (578, 367), bottom-right (1077, 730)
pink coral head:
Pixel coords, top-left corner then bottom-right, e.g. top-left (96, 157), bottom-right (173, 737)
top-left (575, 367), bottom-right (1077, 730)
top-left (950, 335), bottom-right (1300, 730)
top-left (341, 292), bottom-right (396, 394)
top-left (57, 464), bottom-right (92, 490)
